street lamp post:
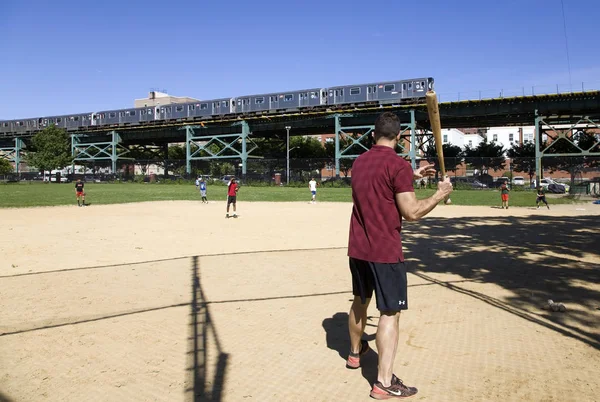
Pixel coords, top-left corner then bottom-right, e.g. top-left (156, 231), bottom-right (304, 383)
top-left (285, 126), bottom-right (291, 185)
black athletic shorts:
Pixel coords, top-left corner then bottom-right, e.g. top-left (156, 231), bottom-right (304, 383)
top-left (349, 257), bottom-right (408, 312)
top-left (227, 195), bottom-right (237, 205)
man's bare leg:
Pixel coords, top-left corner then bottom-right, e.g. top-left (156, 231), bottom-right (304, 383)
top-left (348, 296), bottom-right (370, 353)
top-left (376, 310), bottom-right (401, 387)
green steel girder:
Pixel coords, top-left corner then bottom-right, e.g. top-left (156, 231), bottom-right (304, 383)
top-left (534, 112), bottom-right (600, 180)
top-left (0, 137), bottom-right (24, 174)
top-left (333, 111), bottom-right (417, 176)
top-left (72, 131), bottom-right (130, 172)
top-left (184, 121), bottom-right (257, 174)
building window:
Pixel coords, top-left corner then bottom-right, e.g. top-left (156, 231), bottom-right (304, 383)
top-left (493, 134), bottom-right (498, 141)
top-left (350, 87), bottom-right (361, 95)
top-left (443, 135), bottom-right (448, 143)
top-left (468, 140), bottom-right (473, 147)
top-left (509, 133), bottom-right (514, 142)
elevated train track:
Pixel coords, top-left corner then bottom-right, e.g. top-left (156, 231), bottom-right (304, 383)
top-left (1, 90), bottom-right (599, 179)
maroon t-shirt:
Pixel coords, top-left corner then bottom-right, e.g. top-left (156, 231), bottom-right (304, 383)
top-left (348, 145), bottom-right (414, 263)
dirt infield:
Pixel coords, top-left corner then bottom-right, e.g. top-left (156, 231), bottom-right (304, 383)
top-left (1, 201), bottom-right (599, 401)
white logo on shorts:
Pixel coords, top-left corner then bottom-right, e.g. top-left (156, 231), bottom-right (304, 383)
top-left (399, 300), bottom-right (406, 305)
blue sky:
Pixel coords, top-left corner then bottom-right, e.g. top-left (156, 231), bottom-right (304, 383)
top-left (1, 0), bottom-right (598, 119)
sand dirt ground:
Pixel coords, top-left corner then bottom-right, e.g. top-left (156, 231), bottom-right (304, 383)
top-left (0, 201), bottom-right (599, 402)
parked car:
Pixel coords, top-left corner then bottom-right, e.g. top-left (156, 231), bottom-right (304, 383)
top-left (450, 177), bottom-right (487, 189)
top-left (539, 178), bottom-right (570, 193)
top-left (512, 176), bottom-right (525, 186)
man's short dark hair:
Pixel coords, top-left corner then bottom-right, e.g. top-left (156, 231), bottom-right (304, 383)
top-left (374, 112), bottom-right (401, 141)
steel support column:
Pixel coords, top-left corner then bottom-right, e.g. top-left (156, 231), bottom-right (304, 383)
top-left (184, 121), bottom-right (256, 176)
top-left (72, 131), bottom-right (128, 172)
top-left (535, 110), bottom-right (543, 182)
top-left (334, 114), bottom-right (341, 177)
top-left (408, 109), bottom-right (417, 169)
top-left (241, 121), bottom-right (249, 177)
top-left (0, 137), bottom-right (24, 174)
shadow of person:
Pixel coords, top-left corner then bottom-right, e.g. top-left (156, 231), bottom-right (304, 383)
top-left (322, 312), bottom-right (378, 386)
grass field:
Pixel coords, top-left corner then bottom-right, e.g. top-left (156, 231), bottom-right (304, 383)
top-left (0, 182), bottom-right (586, 208)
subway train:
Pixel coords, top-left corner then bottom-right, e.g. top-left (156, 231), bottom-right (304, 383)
top-left (0, 77), bottom-right (434, 136)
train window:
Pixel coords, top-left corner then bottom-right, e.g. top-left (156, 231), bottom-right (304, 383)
top-left (311, 92), bottom-right (318, 99)
top-left (130, 110), bottom-right (136, 116)
top-left (408, 83), bottom-right (412, 89)
top-left (340, 89), bottom-right (344, 96)
top-left (109, 113), bottom-right (116, 118)
top-left (201, 103), bottom-right (208, 109)
top-left (140, 110), bottom-right (146, 116)
top-left (222, 101), bottom-right (228, 107)
top-left (237, 100), bottom-right (242, 106)
top-left (255, 97), bottom-right (265, 104)
top-left (17, 121), bottom-right (24, 126)
top-left (402, 83), bottom-right (407, 90)
top-left (57, 118), bottom-right (62, 122)
top-left (176, 106), bottom-right (183, 112)
top-left (384, 84), bottom-right (395, 92)
top-left (284, 94), bottom-right (293, 101)
top-left (148, 109), bottom-right (153, 114)
top-left (188, 105), bottom-right (195, 111)
top-left (350, 87), bottom-right (360, 95)
top-left (270, 96), bottom-right (278, 102)
top-left (421, 81), bottom-right (425, 88)
top-left (166, 107), bottom-right (172, 113)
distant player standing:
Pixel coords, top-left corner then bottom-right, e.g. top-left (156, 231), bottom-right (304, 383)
top-left (500, 181), bottom-right (510, 209)
top-left (536, 186), bottom-right (550, 209)
top-left (309, 177), bottom-right (318, 203)
top-left (200, 177), bottom-right (208, 204)
top-left (195, 176), bottom-right (200, 192)
top-left (226, 177), bottom-right (239, 218)
top-left (75, 179), bottom-right (85, 207)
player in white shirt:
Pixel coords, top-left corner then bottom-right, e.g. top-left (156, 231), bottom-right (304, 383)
top-left (309, 178), bottom-right (317, 204)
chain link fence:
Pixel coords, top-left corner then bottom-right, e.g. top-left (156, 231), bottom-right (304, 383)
top-left (2, 157), bottom-right (599, 195)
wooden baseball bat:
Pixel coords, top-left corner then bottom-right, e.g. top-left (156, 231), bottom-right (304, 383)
top-left (426, 90), bottom-right (451, 204)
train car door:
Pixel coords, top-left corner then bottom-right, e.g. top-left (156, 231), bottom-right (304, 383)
top-left (367, 85), bottom-right (378, 101)
top-left (299, 92), bottom-right (310, 107)
top-left (269, 95), bottom-right (279, 110)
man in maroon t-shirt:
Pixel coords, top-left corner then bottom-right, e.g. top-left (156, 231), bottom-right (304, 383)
top-left (226, 177), bottom-right (239, 218)
top-left (345, 112), bottom-right (453, 399)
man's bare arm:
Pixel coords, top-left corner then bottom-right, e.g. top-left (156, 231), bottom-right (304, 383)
top-left (395, 177), bottom-right (453, 221)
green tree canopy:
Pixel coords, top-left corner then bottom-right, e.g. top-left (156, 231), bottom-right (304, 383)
top-left (463, 137), bottom-right (506, 172)
top-left (26, 125), bottom-right (72, 173)
top-left (424, 142), bottom-right (463, 173)
top-left (507, 141), bottom-right (536, 184)
top-left (0, 158), bottom-right (13, 174)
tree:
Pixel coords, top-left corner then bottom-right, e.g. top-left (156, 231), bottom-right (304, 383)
top-left (26, 125), bottom-right (72, 177)
top-left (463, 137), bottom-right (506, 175)
top-left (288, 136), bottom-right (328, 179)
top-left (507, 141), bottom-right (536, 185)
top-left (424, 143), bottom-right (463, 173)
top-left (0, 158), bottom-right (13, 174)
